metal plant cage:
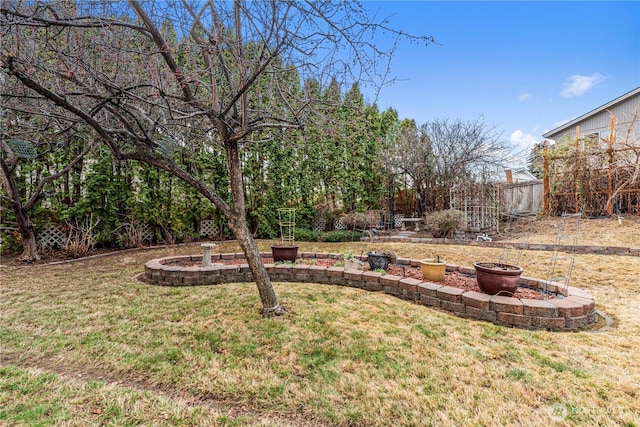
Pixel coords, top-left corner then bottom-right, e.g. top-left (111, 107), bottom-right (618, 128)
top-left (8, 140), bottom-right (37, 159)
top-left (277, 208), bottom-right (296, 246)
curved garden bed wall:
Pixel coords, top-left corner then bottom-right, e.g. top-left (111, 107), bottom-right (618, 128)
top-left (142, 252), bottom-right (597, 331)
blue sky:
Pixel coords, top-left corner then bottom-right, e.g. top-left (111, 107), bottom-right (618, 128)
top-left (362, 1), bottom-right (640, 164)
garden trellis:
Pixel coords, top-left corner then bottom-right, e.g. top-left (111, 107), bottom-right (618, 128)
top-left (543, 121), bottom-right (640, 216)
top-left (449, 183), bottom-right (500, 233)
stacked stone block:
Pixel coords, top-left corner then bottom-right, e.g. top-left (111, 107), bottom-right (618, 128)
top-left (142, 253), bottom-right (598, 331)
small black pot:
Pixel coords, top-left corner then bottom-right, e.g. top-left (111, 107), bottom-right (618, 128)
top-left (367, 252), bottom-right (391, 271)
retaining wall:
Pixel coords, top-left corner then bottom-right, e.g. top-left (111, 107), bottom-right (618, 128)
top-left (375, 237), bottom-right (640, 256)
top-left (142, 252), bottom-right (597, 331)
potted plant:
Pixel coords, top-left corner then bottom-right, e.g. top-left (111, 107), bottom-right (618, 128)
top-left (271, 208), bottom-right (298, 262)
top-left (420, 256), bottom-right (446, 282)
top-left (367, 249), bottom-right (396, 271)
top-left (473, 262), bottom-right (524, 295)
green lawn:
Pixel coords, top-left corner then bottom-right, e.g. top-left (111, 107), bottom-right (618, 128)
top-left (1, 239), bottom-right (639, 426)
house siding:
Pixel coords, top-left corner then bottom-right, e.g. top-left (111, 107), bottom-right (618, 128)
top-left (543, 89), bottom-right (640, 143)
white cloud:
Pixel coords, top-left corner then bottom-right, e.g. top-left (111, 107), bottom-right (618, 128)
top-left (510, 130), bottom-right (539, 152)
top-left (506, 130), bottom-right (540, 167)
top-left (518, 93), bottom-right (532, 102)
top-left (560, 73), bottom-right (606, 98)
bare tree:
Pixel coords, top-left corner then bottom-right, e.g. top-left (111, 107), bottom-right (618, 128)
top-left (1, 1), bottom-right (432, 315)
top-left (0, 108), bottom-right (95, 261)
top-left (386, 117), bottom-right (510, 212)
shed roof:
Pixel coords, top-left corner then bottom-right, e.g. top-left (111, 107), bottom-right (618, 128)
top-left (542, 87), bottom-right (640, 139)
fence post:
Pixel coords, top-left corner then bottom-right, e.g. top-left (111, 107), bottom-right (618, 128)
top-left (606, 114), bottom-right (615, 215)
top-left (543, 147), bottom-right (550, 214)
top-left (574, 127), bottom-right (580, 214)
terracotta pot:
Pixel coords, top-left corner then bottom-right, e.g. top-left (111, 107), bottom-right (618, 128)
top-left (420, 259), bottom-right (446, 282)
top-left (271, 246), bottom-right (299, 262)
top-left (367, 252), bottom-right (391, 270)
top-left (474, 262), bottom-right (524, 295)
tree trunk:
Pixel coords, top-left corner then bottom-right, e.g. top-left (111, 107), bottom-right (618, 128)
top-left (13, 199), bottom-right (40, 262)
top-left (17, 227), bottom-right (40, 262)
top-left (12, 198), bottom-right (40, 262)
top-left (227, 214), bottom-right (285, 316)
top-left (1, 159), bottom-right (40, 262)
top-left (224, 137), bottom-right (284, 316)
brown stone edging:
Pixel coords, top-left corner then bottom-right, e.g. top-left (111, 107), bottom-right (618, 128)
top-left (370, 237), bottom-right (640, 256)
top-left (142, 252), bottom-right (597, 331)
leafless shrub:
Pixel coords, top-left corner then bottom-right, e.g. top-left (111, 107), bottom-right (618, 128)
top-left (158, 224), bottom-right (177, 246)
top-left (340, 212), bottom-right (378, 230)
top-left (64, 216), bottom-right (99, 258)
top-left (115, 217), bottom-right (147, 248)
top-left (424, 209), bottom-right (466, 238)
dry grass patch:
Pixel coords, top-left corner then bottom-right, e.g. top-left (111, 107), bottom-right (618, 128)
top-left (0, 364), bottom-right (283, 426)
top-left (500, 214), bottom-right (640, 247)
top-left (1, 237), bottom-right (639, 426)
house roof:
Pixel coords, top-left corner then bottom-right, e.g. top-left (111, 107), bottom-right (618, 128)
top-left (542, 87), bottom-right (640, 139)
top-left (511, 168), bottom-right (537, 182)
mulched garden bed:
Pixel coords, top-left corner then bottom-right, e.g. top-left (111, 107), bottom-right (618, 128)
top-left (174, 257), bottom-right (553, 300)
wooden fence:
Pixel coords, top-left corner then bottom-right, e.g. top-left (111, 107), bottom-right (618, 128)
top-left (502, 181), bottom-right (543, 215)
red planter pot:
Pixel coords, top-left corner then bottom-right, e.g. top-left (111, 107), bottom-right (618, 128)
top-left (474, 262), bottom-right (524, 296)
top-left (271, 246), bottom-right (299, 262)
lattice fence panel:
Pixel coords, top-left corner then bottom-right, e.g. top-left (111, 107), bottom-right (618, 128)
top-left (393, 214), bottom-right (405, 228)
top-left (333, 218), bottom-right (347, 230)
top-left (465, 206), bottom-right (498, 231)
top-left (38, 223), bottom-right (68, 249)
top-left (312, 217), bottom-right (327, 232)
top-left (136, 222), bottom-right (153, 243)
top-left (450, 183), bottom-right (500, 232)
top-left (199, 220), bottom-right (220, 237)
